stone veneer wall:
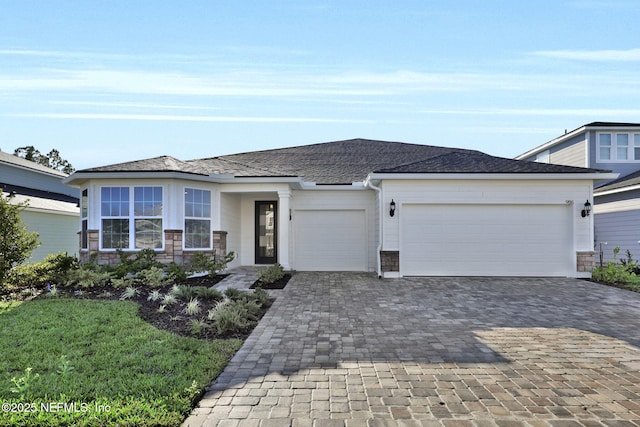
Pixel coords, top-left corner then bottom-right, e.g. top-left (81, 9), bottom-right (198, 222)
top-left (380, 251), bottom-right (400, 272)
top-left (80, 229), bottom-right (228, 266)
top-left (576, 251), bottom-right (595, 273)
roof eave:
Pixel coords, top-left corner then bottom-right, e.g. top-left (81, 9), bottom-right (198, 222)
top-left (63, 171), bottom-right (307, 189)
top-left (367, 172), bottom-right (619, 182)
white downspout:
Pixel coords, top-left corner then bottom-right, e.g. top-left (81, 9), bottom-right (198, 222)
top-left (365, 178), bottom-right (383, 278)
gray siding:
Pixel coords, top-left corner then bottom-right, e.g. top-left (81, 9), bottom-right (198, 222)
top-left (0, 163), bottom-right (79, 198)
top-left (520, 133), bottom-right (587, 167)
top-left (21, 210), bottom-right (79, 262)
top-left (594, 210), bottom-right (640, 264)
top-left (549, 137), bottom-right (586, 167)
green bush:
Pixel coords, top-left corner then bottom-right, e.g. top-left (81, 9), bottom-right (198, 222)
top-left (65, 268), bottom-right (112, 289)
top-left (212, 301), bottom-right (256, 336)
top-left (188, 251), bottom-right (235, 278)
top-left (111, 249), bottom-right (163, 278)
top-left (166, 262), bottom-right (188, 283)
top-left (135, 266), bottom-right (173, 288)
top-left (592, 246), bottom-right (640, 287)
top-left (257, 263), bottom-right (285, 284)
top-left (7, 252), bottom-right (78, 289)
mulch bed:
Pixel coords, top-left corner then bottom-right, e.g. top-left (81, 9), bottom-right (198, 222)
top-left (250, 273), bottom-right (292, 290)
top-left (27, 274), bottom-right (271, 340)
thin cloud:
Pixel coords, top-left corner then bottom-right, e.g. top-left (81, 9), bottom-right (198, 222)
top-left (417, 107), bottom-right (640, 117)
top-left (7, 112), bottom-right (373, 123)
top-left (533, 48), bottom-right (640, 61)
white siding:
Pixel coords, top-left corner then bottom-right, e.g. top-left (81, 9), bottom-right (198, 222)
top-left (291, 190), bottom-right (377, 272)
top-left (220, 192), bottom-right (242, 268)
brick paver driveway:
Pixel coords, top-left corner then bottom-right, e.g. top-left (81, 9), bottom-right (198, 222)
top-left (183, 273), bottom-right (640, 427)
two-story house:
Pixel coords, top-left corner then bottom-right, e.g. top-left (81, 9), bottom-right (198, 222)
top-left (516, 122), bottom-right (640, 263)
top-left (0, 150), bottom-right (80, 262)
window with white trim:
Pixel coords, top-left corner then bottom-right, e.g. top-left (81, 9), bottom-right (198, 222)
top-left (598, 132), bottom-right (640, 162)
top-left (100, 186), bottom-right (163, 250)
top-left (184, 188), bottom-right (211, 249)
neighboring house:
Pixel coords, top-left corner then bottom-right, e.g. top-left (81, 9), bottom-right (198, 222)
top-left (517, 122), bottom-right (640, 263)
top-left (0, 150), bottom-right (80, 262)
top-left (63, 139), bottom-right (615, 278)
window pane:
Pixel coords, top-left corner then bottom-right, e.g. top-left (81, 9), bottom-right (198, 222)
top-left (184, 188), bottom-right (211, 219)
top-left (102, 219), bottom-right (129, 249)
top-left (635, 134), bottom-right (640, 160)
top-left (81, 189), bottom-right (88, 218)
top-left (185, 219), bottom-right (211, 249)
top-left (134, 186), bottom-right (162, 217)
top-left (81, 219), bottom-right (88, 249)
top-left (617, 134), bottom-right (629, 160)
top-left (101, 187), bottom-right (129, 216)
top-left (600, 134), bottom-right (611, 146)
top-left (600, 147), bottom-right (611, 161)
top-left (135, 219), bottom-right (162, 249)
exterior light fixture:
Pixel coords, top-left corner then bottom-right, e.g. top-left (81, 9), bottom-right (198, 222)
top-left (390, 199), bottom-right (396, 217)
top-left (581, 200), bottom-right (591, 217)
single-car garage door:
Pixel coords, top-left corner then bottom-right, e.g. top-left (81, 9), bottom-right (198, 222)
top-left (401, 204), bottom-right (572, 276)
top-left (294, 209), bottom-right (367, 271)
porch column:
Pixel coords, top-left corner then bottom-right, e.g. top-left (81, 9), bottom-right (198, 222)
top-left (277, 190), bottom-right (291, 269)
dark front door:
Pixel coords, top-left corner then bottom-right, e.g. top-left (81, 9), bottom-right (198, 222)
top-left (255, 201), bottom-right (277, 264)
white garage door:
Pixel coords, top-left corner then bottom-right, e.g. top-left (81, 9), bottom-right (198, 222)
top-left (294, 210), bottom-right (367, 271)
top-left (401, 204), bottom-right (572, 276)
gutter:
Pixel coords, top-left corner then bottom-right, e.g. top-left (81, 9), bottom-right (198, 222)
top-left (364, 177), bottom-right (383, 278)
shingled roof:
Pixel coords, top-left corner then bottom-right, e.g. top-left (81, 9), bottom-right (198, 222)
top-left (76, 138), bottom-right (604, 184)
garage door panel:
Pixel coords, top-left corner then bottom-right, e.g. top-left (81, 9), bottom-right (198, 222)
top-left (294, 210), bottom-right (367, 271)
top-left (401, 204), bottom-right (572, 276)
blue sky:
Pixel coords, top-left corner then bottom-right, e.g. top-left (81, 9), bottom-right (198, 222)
top-left (1, 1), bottom-right (640, 170)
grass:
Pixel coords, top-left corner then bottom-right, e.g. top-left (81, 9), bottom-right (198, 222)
top-left (0, 298), bottom-right (242, 426)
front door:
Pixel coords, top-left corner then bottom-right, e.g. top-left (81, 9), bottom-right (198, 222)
top-left (255, 201), bottom-right (277, 264)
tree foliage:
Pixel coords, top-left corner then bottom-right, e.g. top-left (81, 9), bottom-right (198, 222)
top-left (0, 193), bottom-right (40, 286)
top-left (13, 146), bottom-right (75, 174)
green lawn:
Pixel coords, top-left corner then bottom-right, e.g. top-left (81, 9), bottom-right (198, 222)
top-left (0, 298), bottom-right (242, 426)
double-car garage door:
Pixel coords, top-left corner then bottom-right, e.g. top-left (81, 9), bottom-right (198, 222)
top-left (400, 204), bottom-right (573, 276)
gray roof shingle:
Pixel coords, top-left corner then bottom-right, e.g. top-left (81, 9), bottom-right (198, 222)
top-left (76, 138), bottom-right (604, 184)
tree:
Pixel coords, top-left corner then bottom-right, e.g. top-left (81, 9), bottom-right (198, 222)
top-left (13, 146), bottom-right (75, 174)
top-left (0, 193), bottom-right (40, 287)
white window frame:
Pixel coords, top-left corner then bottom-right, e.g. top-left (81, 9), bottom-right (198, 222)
top-left (80, 188), bottom-right (88, 251)
top-left (597, 132), bottom-right (640, 162)
top-left (99, 186), bottom-right (165, 251)
top-left (183, 187), bottom-right (212, 250)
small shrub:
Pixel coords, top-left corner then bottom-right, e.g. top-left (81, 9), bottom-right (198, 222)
top-left (252, 287), bottom-right (273, 308)
top-left (110, 275), bottom-right (135, 289)
top-left (188, 251), bottom-right (235, 277)
top-left (111, 248), bottom-right (163, 278)
top-left (190, 319), bottom-right (208, 335)
top-left (194, 286), bottom-right (223, 301)
top-left (184, 298), bottom-right (201, 316)
top-left (592, 246), bottom-right (640, 287)
top-left (224, 287), bottom-right (244, 301)
top-left (172, 284), bottom-right (197, 300)
top-left (157, 304), bottom-right (167, 313)
top-left (7, 252), bottom-right (79, 288)
top-left (257, 263), bottom-right (285, 284)
top-left (166, 262), bottom-right (188, 282)
top-left (162, 293), bottom-right (178, 305)
top-left (147, 290), bottom-right (163, 301)
top-left (213, 302), bottom-right (254, 336)
top-left (136, 266), bottom-right (172, 288)
top-left (207, 297), bottom-right (231, 320)
top-left (119, 286), bottom-right (138, 300)
top-left (65, 268), bottom-right (112, 289)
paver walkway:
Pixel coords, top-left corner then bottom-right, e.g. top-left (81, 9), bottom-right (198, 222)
top-left (183, 273), bottom-right (640, 427)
